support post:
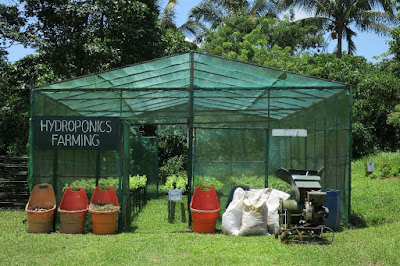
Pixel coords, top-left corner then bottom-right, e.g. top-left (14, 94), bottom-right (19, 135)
top-left (265, 88), bottom-right (270, 188)
top-left (52, 149), bottom-right (58, 232)
top-left (95, 150), bottom-right (100, 187)
top-left (28, 89), bottom-right (35, 192)
top-left (347, 87), bottom-right (353, 226)
top-left (187, 52), bottom-right (195, 227)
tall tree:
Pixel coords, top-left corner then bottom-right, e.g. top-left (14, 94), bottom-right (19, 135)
top-left (157, 0), bottom-right (203, 47)
top-left (0, 3), bottom-right (32, 61)
top-left (280, 0), bottom-right (396, 58)
top-left (157, 0), bottom-right (198, 54)
top-left (0, 55), bottom-right (55, 155)
top-left (159, 0), bottom-right (178, 29)
top-left (23, 0), bottom-right (162, 78)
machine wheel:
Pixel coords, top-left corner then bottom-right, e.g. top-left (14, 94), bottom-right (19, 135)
top-left (281, 231), bottom-right (288, 243)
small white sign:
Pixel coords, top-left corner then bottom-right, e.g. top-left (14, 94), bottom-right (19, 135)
top-left (367, 162), bottom-right (375, 173)
top-left (168, 189), bottom-right (183, 201)
top-left (272, 129), bottom-right (307, 137)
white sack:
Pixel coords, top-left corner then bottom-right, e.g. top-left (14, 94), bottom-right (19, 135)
top-left (222, 187), bottom-right (290, 236)
top-left (266, 189), bottom-right (290, 234)
top-left (221, 187), bottom-right (246, 236)
top-left (239, 189), bottom-right (271, 236)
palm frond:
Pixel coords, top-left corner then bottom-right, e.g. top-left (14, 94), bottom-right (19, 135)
top-left (314, 0), bottom-right (336, 17)
top-left (249, 0), bottom-right (279, 18)
top-left (159, 0), bottom-right (178, 29)
top-left (357, 20), bottom-right (392, 36)
top-left (357, 10), bottom-right (397, 26)
top-left (213, 0), bottom-right (249, 15)
top-left (344, 26), bottom-right (357, 55)
top-left (287, 0), bottom-right (322, 13)
top-left (188, 2), bottom-right (224, 26)
top-left (178, 20), bottom-right (208, 43)
top-left (368, 0), bottom-right (395, 16)
top-left (295, 16), bottom-right (331, 28)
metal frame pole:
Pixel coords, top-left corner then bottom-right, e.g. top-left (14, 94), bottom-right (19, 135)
top-left (347, 87), bottom-right (353, 226)
top-left (265, 88), bottom-right (270, 188)
top-left (28, 89), bottom-right (35, 192)
top-left (187, 52), bottom-right (195, 227)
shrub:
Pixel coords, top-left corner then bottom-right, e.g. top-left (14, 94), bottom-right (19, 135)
top-left (129, 175), bottom-right (147, 190)
top-left (159, 155), bottom-right (186, 184)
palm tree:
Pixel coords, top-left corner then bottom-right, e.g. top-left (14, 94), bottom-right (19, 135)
top-left (158, 0), bottom-right (207, 42)
top-left (159, 0), bottom-right (178, 30)
top-left (189, 0), bottom-right (279, 29)
top-left (186, 0), bottom-right (280, 42)
top-left (280, 0), bottom-right (396, 58)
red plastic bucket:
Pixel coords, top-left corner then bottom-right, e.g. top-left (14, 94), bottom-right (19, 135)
top-left (25, 183), bottom-right (56, 233)
top-left (190, 186), bottom-right (220, 233)
top-left (89, 186), bottom-right (120, 234)
top-left (58, 187), bottom-right (88, 234)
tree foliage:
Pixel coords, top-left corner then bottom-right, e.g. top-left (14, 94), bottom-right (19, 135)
top-left (190, 0), bottom-right (279, 28)
top-left (201, 15), bottom-right (325, 61)
top-left (0, 3), bottom-right (32, 59)
top-left (160, 28), bottom-right (196, 56)
top-left (187, 0), bottom-right (280, 42)
top-left (23, 0), bottom-right (163, 78)
top-left (0, 55), bottom-right (55, 155)
top-left (280, 0), bottom-right (396, 58)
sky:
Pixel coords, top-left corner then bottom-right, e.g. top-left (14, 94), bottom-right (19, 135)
top-left (5, 0), bottom-right (392, 63)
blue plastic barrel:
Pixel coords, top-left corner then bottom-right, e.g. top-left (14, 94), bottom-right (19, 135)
top-left (323, 190), bottom-right (341, 231)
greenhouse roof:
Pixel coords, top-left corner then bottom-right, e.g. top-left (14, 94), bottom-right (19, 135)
top-left (34, 52), bottom-right (349, 122)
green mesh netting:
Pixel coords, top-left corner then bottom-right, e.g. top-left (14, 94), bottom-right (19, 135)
top-left (29, 52), bottom-right (351, 227)
top-left (130, 128), bottom-right (159, 196)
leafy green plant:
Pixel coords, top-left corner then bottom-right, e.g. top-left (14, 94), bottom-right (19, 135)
top-left (159, 155), bottom-right (186, 183)
top-left (268, 175), bottom-right (292, 192)
top-left (129, 175), bottom-right (147, 190)
top-left (63, 175), bottom-right (147, 197)
top-left (99, 177), bottom-right (119, 189)
top-left (380, 163), bottom-right (392, 179)
top-left (369, 172), bottom-right (378, 180)
top-left (195, 176), bottom-right (224, 192)
top-left (63, 178), bottom-right (97, 196)
top-left (160, 173), bottom-right (187, 192)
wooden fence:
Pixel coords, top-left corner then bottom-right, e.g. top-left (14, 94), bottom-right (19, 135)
top-left (0, 156), bottom-right (29, 209)
top-left (129, 186), bottom-right (147, 217)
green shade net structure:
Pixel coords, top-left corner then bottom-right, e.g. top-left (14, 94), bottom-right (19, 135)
top-left (29, 52), bottom-right (352, 229)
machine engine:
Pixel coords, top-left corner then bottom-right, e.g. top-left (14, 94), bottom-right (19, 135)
top-left (274, 168), bottom-right (333, 243)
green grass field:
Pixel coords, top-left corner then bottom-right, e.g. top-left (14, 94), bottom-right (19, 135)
top-left (1, 152), bottom-right (400, 265)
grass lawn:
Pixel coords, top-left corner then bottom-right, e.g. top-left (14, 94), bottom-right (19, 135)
top-left (1, 208), bottom-right (400, 265)
top-left (1, 152), bottom-right (400, 265)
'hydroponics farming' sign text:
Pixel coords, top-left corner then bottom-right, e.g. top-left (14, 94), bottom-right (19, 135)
top-left (34, 116), bottom-right (121, 150)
